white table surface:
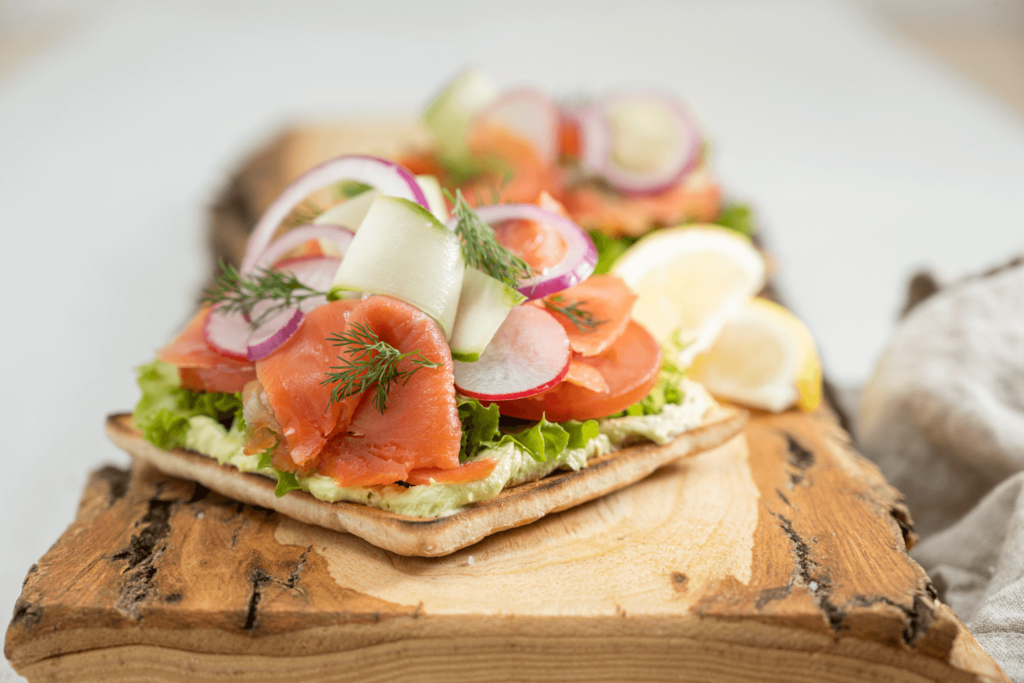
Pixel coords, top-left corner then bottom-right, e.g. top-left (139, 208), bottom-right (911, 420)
top-left (2, 1), bottom-right (1023, 679)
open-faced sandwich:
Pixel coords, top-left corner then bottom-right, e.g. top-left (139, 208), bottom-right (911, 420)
top-left (107, 73), bottom-right (822, 557)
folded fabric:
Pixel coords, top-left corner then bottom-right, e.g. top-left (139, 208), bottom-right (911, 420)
top-left (859, 260), bottom-right (1024, 681)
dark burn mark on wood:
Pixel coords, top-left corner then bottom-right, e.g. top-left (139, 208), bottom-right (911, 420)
top-left (244, 567), bottom-right (271, 631)
top-left (890, 505), bottom-right (917, 550)
top-left (111, 496), bottom-right (174, 619)
top-left (850, 592), bottom-right (937, 646)
top-left (775, 488), bottom-right (791, 507)
top-left (22, 564), bottom-right (38, 589)
top-left (755, 585), bottom-right (792, 610)
top-left (94, 465), bottom-right (131, 505)
top-left (670, 572), bottom-right (688, 592)
top-left (243, 548), bottom-right (312, 632)
top-left (164, 593), bottom-right (183, 604)
top-left (773, 513), bottom-right (845, 633)
top-left (10, 598), bottom-right (43, 631)
top-left (288, 548), bottom-right (311, 589)
top-left (113, 499), bottom-right (173, 571)
top-left (785, 434), bottom-right (814, 486)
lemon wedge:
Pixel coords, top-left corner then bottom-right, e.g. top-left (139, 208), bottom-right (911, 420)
top-left (611, 225), bottom-right (766, 366)
top-left (688, 298), bottom-right (822, 413)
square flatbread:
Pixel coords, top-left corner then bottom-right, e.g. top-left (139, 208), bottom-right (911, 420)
top-left (105, 409), bottom-right (746, 557)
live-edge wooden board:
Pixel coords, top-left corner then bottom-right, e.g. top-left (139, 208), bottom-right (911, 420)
top-left (5, 122), bottom-right (1009, 681)
top-left (5, 409), bottom-right (1007, 682)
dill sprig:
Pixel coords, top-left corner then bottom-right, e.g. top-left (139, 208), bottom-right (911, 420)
top-left (448, 189), bottom-right (532, 288)
top-left (321, 322), bottom-right (441, 413)
top-left (203, 260), bottom-right (329, 326)
top-left (286, 199), bottom-right (323, 227)
top-left (544, 295), bottom-right (608, 333)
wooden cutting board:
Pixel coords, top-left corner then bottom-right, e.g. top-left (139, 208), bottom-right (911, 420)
top-left (4, 408), bottom-right (1007, 682)
top-left (4, 123), bottom-right (1008, 681)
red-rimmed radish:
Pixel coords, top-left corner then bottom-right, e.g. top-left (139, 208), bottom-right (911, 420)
top-left (207, 255), bottom-right (343, 362)
top-left (471, 88), bottom-right (560, 165)
top-left (467, 204), bottom-right (597, 300)
top-left (241, 155), bottom-right (429, 273)
top-left (252, 224), bottom-right (354, 270)
top-left (202, 305), bottom-right (250, 361)
top-left (246, 306), bottom-right (304, 362)
top-left (454, 306), bottom-right (570, 401)
top-left (275, 255), bottom-right (342, 310)
top-left (583, 91), bottom-right (702, 197)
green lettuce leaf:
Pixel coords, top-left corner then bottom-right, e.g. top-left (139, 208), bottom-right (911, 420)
top-left (274, 471), bottom-right (306, 498)
top-left (509, 415), bottom-right (569, 463)
top-left (589, 230), bottom-right (638, 275)
top-left (716, 203), bottom-right (756, 237)
top-left (457, 396), bottom-right (502, 461)
top-left (133, 359), bottom-right (244, 450)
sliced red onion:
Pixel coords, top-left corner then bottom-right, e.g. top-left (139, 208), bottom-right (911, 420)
top-left (471, 88), bottom-right (560, 165)
top-left (246, 306), bottom-right (304, 362)
top-left (581, 91), bottom-right (702, 197)
top-left (252, 224), bottom-right (353, 270)
top-left (566, 105), bottom-right (611, 174)
top-left (203, 305), bottom-right (251, 361)
top-left (241, 155), bottom-right (429, 273)
top-left (463, 204), bottom-right (597, 300)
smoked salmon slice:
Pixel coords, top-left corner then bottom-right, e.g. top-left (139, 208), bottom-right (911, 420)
top-left (157, 308), bottom-right (256, 394)
top-left (461, 124), bottom-right (562, 206)
top-left (537, 274), bottom-right (637, 357)
top-left (254, 299), bottom-right (363, 469)
top-left (494, 320), bottom-right (662, 422)
top-left (405, 458), bottom-right (498, 486)
top-left (563, 359), bottom-right (610, 393)
top-left (562, 164), bottom-right (721, 237)
top-left (317, 296), bottom-right (462, 487)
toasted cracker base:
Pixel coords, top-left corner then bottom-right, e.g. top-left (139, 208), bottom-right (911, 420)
top-left (105, 409), bottom-right (746, 557)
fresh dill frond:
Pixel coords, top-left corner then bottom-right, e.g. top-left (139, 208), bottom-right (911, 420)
top-left (447, 189), bottom-right (532, 288)
top-left (544, 295), bottom-right (608, 333)
top-left (202, 260), bottom-right (328, 325)
top-left (285, 199), bottom-right (323, 227)
top-left (321, 322), bottom-right (441, 414)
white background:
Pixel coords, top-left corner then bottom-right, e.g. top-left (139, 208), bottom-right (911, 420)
top-left (2, 1), bottom-right (1023, 679)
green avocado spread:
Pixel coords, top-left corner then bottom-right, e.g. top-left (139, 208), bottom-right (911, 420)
top-left (133, 360), bottom-right (715, 518)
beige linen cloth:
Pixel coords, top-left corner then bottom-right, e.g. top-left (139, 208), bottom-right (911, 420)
top-left (859, 260), bottom-right (1024, 680)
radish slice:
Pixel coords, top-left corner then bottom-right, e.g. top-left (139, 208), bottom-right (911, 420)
top-left (203, 305), bottom-right (250, 361)
top-left (207, 255), bottom-right (341, 362)
top-left (471, 88), bottom-right (560, 165)
top-left (465, 204), bottom-right (598, 300)
top-left (253, 224), bottom-right (353, 270)
top-left (275, 255), bottom-right (343, 311)
top-left (585, 91), bottom-right (703, 197)
top-left (246, 306), bottom-right (304, 361)
top-left (454, 306), bottom-right (571, 401)
top-left (241, 155), bottom-right (429, 273)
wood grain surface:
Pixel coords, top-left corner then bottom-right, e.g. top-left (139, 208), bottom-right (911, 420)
top-left (4, 409), bottom-right (1008, 682)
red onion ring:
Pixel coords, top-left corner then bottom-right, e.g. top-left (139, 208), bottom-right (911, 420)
top-left (471, 88), bottom-right (560, 165)
top-left (581, 91), bottom-right (702, 197)
top-left (241, 155), bottom-right (428, 273)
top-left (460, 204), bottom-right (597, 300)
top-left (253, 224), bottom-right (353, 270)
top-left (246, 306), bottom-right (304, 362)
